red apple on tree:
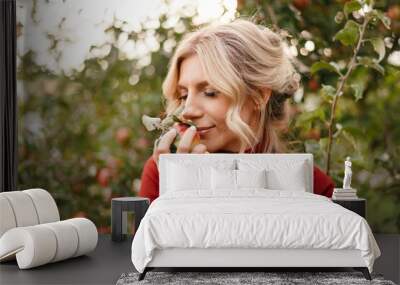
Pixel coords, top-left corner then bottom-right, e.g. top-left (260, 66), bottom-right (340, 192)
top-left (308, 78), bottom-right (319, 91)
top-left (293, 0), bottom-right (310, 10)
top-left (115, 127), bottom-right (131, 145)
top-left (135, 137), bottom-right (149, 150)
top-left (305, 128), bottom-right (321, 140)
top-left (387, 5), bottom-right (400, 20)
top-left (96, 167), bottom-right (112, 187)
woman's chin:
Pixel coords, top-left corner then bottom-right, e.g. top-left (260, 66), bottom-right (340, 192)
top-left (197, 128), bottom-right (239, 153)
top-left (198, 140), bottom-right (215, 153)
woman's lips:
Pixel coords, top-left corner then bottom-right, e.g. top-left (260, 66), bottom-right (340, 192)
top-left (197, 126), bottom-right (215, 136)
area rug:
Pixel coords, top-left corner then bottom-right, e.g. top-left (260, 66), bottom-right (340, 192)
top-left (116, 271), bottom-right (396, 285)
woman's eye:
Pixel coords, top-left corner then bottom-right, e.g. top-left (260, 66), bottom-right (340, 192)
top-left (204, 91), bottom-right (217, 97)
top-left (178, 90), bottom-right (217, 100)
top-left (179, 94), bottom-right (187, 100)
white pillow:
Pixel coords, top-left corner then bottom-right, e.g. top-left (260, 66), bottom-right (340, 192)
top-left (238, 159), bottom-right (308, 191)
top-left (266, 163), bottom-right (307, 191)
top-left (236, 169), bottom-right (267, 188)
top-left (167, 162), bottom-right (211, 191)
top-left (166, 159), bottom-right (236, 192)
top-left (211, 168), bottom-right (236, 190)
top-left (211, 168), bottom-right (268, 190)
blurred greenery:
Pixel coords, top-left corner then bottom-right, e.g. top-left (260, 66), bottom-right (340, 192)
top-left (17, 0), bottom-right (400, 233)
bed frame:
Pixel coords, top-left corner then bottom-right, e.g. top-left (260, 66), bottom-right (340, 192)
top-left (138, 154), bottom-right (372, 281)
top-left (139, 248), bottom-right (371, 280)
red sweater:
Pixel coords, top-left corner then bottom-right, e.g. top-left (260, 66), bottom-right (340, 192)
top-left (138, 156), bottom-right (335, 203)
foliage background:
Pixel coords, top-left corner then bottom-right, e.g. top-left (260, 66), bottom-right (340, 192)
top-left (16, 0), bottom-right (400, 233)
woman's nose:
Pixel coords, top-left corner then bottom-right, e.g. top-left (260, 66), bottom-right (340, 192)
top-left (181, 93), bottom-right (202, 120)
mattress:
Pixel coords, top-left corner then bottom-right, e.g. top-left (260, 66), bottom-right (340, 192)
top-left (131, 189), bottom-right (380, 273)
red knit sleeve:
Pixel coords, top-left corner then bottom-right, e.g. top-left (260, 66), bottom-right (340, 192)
top-left (313, 166), bottom-right (335, 198)
top-left (138, 156), bottom-right (160, 203)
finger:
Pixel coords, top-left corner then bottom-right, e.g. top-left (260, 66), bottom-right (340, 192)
top-left (152, 139), bottom-right (160, 167)
top-left (154, 128), bottom-right (177, 155)
top-left (177, 126), bottom-right (197, 153)
top-left (191, 144), bottom-right (208, 154)
top-left (153, 137), bottom-right (161, 149)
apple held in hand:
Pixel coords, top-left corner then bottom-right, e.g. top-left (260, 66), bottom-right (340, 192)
top-left (170, 123), bottom-right (201, 153)
top-left (142, 103), bottom-right (202, 153)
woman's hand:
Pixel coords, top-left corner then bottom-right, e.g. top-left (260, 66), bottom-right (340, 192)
top-left (152, 126), bottom-right (208, 167)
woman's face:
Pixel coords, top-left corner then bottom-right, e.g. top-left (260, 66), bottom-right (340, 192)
top-left (177, 54), bottom-right (257, 153)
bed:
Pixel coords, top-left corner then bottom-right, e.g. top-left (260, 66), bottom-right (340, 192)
top-left (131, 154), bottom-right (380, 281)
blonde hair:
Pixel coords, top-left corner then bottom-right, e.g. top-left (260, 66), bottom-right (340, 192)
top-left (162, 19), bottom-right (300, 153)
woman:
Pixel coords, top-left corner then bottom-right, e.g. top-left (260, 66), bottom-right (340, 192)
top-left (139, 19), bottom-right (334, 203)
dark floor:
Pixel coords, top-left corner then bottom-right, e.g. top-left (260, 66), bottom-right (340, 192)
top-left (0, 235), bottom-right (134, 285)
top-left (374, 234), bottom-right (400, 284)
top-left (0, 234), bottom-right (398, 285)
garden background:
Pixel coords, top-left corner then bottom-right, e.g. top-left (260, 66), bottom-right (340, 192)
top-left (16, 0), bottom-right (400, 233)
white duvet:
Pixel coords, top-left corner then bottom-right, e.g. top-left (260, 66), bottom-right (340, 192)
top-left (131, 190), bottom-right (380, 273)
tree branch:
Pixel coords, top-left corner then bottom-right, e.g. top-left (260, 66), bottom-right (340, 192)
top-left (325, 17), bottom-right (369, 175)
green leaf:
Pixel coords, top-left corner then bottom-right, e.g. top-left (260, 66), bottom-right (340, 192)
top-left (172, 115), bottom-right (181, 123)
top-left (319, 84), bottom-right (336, 103)
top-left (310, 61), bottom-right (340, 75)
top-left (320, 84), bottom-right (336, 97)
top-left (297, 108), bottom-right (326, 125)
top-left (344, 1), bottom-right (362, 18)
top-left (368, 37), bottom-right (385, 62)
top-left (319, 137), bottom-right (329, 150)
top-left (334, 20), bottom-right (360, 46)
top-left (335, 11), bottom-right (344, 24)
top-left (350, 82), bottom-right (364, 101)
top-left (371, 63), bottom-right (385, 75)
top-left (371, 9), bottom-right (391, 29)
top-left (357, 56), bottom-right (385, 75)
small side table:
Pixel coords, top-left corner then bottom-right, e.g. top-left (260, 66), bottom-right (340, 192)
top-left (111, 197), bottom-right (150, 242)
top-left (332, 198), bottom-right (366, 218)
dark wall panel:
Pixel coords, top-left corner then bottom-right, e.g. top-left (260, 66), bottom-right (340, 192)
top-left (0, 0), bottom-right (17, 192)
